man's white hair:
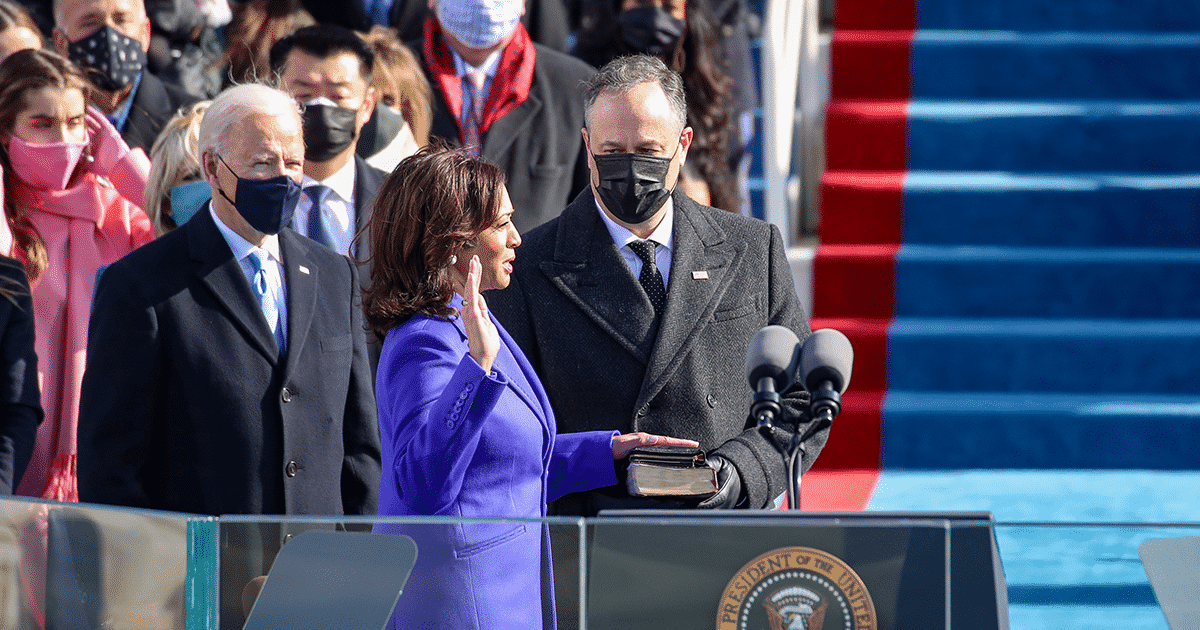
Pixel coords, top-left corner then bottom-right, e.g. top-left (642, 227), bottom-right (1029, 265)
top-left (198, 83), bottom-right (303, 158)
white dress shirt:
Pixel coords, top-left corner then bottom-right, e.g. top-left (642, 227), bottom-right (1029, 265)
top-left (210, 204), bottom-right (289, 336)
top-left (596, 197), bottom-right (676, 291)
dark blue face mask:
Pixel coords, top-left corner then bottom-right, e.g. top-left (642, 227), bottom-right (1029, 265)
top-left (216, 156), bottom-right (302, 235)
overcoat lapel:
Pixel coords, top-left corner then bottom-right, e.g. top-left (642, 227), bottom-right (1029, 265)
top-left (280, 231), bottom-right (318, 380)
top-left (189, 209), bottom-right (281, 365)
top-left (637, 193), bottom-right (741, 410)
top-left (481, 89), bottom-right (543, 165)
top-left (539, 192), bottom-right (658, 363)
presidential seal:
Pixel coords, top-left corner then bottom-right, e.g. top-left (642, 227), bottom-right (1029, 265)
top-left (716, 547), bottom-right (876, 630)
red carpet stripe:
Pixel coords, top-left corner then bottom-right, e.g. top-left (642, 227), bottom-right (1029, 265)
top-left (820, 171), bottom-right (905, 245)
top-left (809, 0), bottom-right (915, 508)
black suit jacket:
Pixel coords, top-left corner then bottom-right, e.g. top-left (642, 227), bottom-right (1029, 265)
top-left (78, 209), bottom-right (381, 516)
top-left (121, 70), bottom-right (201, 153)
top-left (490, 189), bottom-right (821, 514)
top-left (421, 43), bottom-right (594, 233)
top-left (351, 155), bottom-right (387, 285)
top-left (0, 256), bottom-right (41, 495)
top-left (352, 156), bottom-right (387, 370)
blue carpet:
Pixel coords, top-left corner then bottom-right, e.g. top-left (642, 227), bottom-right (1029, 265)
top-left (888, 319), bottom-right (1200, 394)
top-left (868, 471), bottom-right (1200, 521)
top-left (832, 0), bottom-right (1200, 625)
top-left (918, 0), bottom-right (1200, 32)
top-left (882, 393), bottom-right (1200, 469)
top-left (907, 101), bottom-right (1200, 172)
top-left (868, 472), bottom-right (1200, 629)
top-left (894, 245), bottom-right (1200, 318)
top-left (903, 172), bottom-right (1200, 247)
top-left (911, 33), bottom-right (1200, 100)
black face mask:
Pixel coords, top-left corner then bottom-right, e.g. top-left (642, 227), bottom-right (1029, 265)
top-left (592, 146), bottom-right (678, 225)
top-left (302, 103), bottom-right (359, 162)
top-left (619, 6), bottom-right (686, 56)
top-left (67, 25), bottom-right (147, 92)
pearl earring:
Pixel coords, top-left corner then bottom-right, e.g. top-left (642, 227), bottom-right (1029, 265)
top-left (449, 254), bottom-right (457, 265)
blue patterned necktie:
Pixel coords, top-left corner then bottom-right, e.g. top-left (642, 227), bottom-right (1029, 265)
top-left (306, 184), bottom-right (337, 251)
top-left (462, 70), bottom-right (486, 157)
top-left (249, 248), bottom-right (286, 351)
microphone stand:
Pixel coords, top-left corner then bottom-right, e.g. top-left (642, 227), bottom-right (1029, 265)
top-left (761, 382), bottom-right (838, 511)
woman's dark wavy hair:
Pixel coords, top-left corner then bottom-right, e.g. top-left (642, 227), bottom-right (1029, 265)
top-left (362, 143), bottom-right (505, 339)
top-left (573, 0), bottom-right (738, 212)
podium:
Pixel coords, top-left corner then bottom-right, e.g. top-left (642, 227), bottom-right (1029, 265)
top-left (583, 511), bottom-right (1008, 630)
top-left (0, 498), bottom-right (1026, 629)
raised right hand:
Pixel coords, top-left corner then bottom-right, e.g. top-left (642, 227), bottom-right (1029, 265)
top-left (462, 255), bottom-right (500, 373)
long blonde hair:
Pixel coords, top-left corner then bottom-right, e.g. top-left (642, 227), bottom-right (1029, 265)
top-left (145, 101), bottom-right (210, 235)
top-left (361, 26), bottom-right (432, 148)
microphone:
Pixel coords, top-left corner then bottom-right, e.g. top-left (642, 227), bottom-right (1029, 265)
top-left (798, 329), bottom-right (854, 425)
top-left (744, 325), bottom-right (801, 434)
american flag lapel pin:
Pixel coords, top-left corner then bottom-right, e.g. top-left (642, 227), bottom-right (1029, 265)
top-left (692, 270), bottom-right (709, 280)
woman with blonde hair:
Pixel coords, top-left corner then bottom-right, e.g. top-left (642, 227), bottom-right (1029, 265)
top-left (145, 100), bottom-right (211, 235)
top-left (356, 26), bottom-right (429, 171)
top-left (0, 1), bottom-right (41, 62)
top-left (0, 48), bottom-right (153, 500)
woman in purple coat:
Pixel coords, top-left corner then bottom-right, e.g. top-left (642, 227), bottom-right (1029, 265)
top-left (364, 146), bottom-right (695, 629)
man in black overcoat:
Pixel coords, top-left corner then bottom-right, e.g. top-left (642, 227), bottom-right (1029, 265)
top-left (491, 55), bottom-right (824, 515)
top-left (77, 83), bottom-right (380, 517)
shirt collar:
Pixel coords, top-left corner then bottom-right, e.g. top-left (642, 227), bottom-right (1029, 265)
top-left (209, 203), bottom-right (282, 263)
top-left (106, 71), bottom-right (143, 132)
top-left (452, 48), bottom-right (502, 79)
top-left (595, 195), bottom-right (675, 253)
top-left (301, 157), bottom-right (357, 203)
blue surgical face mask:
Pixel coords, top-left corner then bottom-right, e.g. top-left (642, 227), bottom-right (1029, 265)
top-left (169, 180), bottom-right (211, 226)
top-left (436, 0), bottom-right (523, 49)
top-left (216, 156), bottom-right (302, 235)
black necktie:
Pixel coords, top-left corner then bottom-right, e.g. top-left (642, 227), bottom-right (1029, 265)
top-left (629, 239), bottom-right (666, 315)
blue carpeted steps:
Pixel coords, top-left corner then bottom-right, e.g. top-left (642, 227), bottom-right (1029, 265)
top-left (906, 101), bottom-right (1200, 172)
top-left (910, 32), bottom-right (1200, 100)
top-left (812, 0), bottom-right (1200, 625)
top-left (869, 0), bottom-right (1200, 472)
top-left (917, 0), bottom-right (1200, 33)
top-left (889, 318), bottom-right (1200, 394)
top-left (894, 247), bottom-right (1200, 319)
top-left (903, 172), bottom-right (1200, 247)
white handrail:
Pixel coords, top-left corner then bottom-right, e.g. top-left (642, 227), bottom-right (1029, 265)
top-left (761, 0), bottom-right (821, 247)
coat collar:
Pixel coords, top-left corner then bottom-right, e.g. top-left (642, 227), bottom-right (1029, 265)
top-left (541, 188), bottom-right (741, 407)
top-left (188, 206), bottom-right (319, 371)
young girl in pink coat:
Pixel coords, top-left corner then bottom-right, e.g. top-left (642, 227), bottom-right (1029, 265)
top-left (0, 48), bottom-right (153, 501)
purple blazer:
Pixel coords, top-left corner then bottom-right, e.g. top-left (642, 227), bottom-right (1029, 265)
top-left (374, 294), bottom-right (617, 630)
